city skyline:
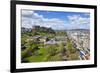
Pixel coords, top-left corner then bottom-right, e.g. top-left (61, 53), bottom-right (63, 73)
top-left (21, 10), bottom-right (90, 30)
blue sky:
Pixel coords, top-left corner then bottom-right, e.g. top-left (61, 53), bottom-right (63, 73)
top-left (21, 10), bottom-right (90, 30)
top-left (35, 10), bottom-right (90, 20)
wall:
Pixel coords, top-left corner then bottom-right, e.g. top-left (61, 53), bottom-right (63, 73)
top-left (0, 0), bottom-right (99, 73)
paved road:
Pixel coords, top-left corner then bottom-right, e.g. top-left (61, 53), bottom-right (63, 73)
top-left (69, 37), bottom-right (90, 60)
top-left (62, 34), bottom-right (90, 60)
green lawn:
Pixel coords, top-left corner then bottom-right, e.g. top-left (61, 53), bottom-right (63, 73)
top-left (21, 31), bottom-right (80, 63)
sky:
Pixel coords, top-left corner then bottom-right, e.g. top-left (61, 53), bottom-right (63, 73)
top-left (21, 9), bottom-right (90, 30)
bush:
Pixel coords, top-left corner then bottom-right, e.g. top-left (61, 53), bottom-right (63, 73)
top-left (46, 45), bottom-right (57, 56)
top-left (66, 40), bottom-right (76, 53)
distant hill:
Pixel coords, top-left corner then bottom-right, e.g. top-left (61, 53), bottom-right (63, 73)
top-left (21, 26), bottom-right (55, 36)
top-left (67, 29), bottom-right (90, 32)
top-left (69, 29), bottom-right (89, 31)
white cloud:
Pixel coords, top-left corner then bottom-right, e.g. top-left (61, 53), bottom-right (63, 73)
top-left (67, 15), bottom-right (90, 29)
top-left (21, 10), bottom-right (65, 29)
top-left (67, 15), bottom-right (90, 25)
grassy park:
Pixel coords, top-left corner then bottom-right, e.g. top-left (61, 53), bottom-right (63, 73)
top-left (21, 26), bottom-right (80, 63)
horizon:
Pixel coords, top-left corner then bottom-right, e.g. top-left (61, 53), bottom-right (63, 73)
top-left (21, 26), bottom-right (90, 31)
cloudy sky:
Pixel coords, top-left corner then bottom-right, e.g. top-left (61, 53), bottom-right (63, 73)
top-left (21, 10), bottom-right (90, 30)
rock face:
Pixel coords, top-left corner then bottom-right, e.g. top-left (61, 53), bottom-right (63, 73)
top-left (32, 26), bottom-right (55, 34)
top-left (21, 27), bottom-right (32, 33)
top-left (21, 26), bottom-right (56, 36)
